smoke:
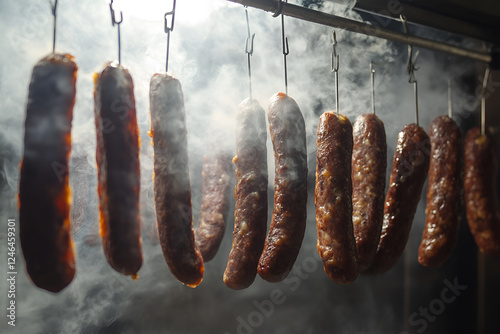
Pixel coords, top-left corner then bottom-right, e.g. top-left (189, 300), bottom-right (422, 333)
top-left (0, 0), bottom-right (485, 333)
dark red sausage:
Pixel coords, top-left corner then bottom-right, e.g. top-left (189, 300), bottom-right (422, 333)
top-left (224, 98), bottom-right (268, 289)
top-left (94, 62), bottom-right (142, 279)
top-left (195, 152), bottom-right (232, 262)
top-left (351, 113), bottom-right (387, 273)
top-left (258, 92), bottom-right (307, 283)
top-left (19, 53), bottom-right (77, 292)
top-left (315, 111), bottom-right (358, 284)
top-left (367, 123), bottom-right (430, 275)
top-left (418, 116), bottom-right (462, 267)
top-left (149, 73), bottom-right (204, 287)
top-left (464, 127), bottom-right (500, 257)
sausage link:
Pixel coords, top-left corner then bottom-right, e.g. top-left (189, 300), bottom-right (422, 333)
top-left (258, 93), bottom-right (308, 283)
top-left (195, 153), bottom-right (232, 262)
top-left (19, 53), bottom-right (77, 292)
top-left (464, 127), bottom-right (500, 256)
top-left (351, 113), bottom-right (387, 273)
top-left (315, 111), bottom-right (358, 283)
top-left (224, 98), bottom-right (268, 289)
top-left (418, 116), bottom-right (462, 267)
top-left (94, 62), bottom-right (143, 279)
top-left (367, 123), bottom-right (430, 275)
top-left (149, 73), bottom-right (204, 287)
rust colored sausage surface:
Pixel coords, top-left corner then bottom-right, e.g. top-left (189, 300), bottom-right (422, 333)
top-left (224, 98), bottom-right (268, 289)
top-left (94, 62), bottom-right (142, 278)
top-left (19, 53), bottom-right (77, 292)
top-left (315, 111), bottom-right (358, 284)
top-left (195, 153), bottom-right (232, 262)
top-left (351, 113), bottom-right (387, 273)
top-left (367, 123), bottom-right (430, 275)
top-left (258, 93), bottom-right (307, 283)
top-left (149, 73), bottom-right (204, 287)
top-left (464, 127), bottom-right (500, 257)
top-left (419, 116), bottom-right (462, 267)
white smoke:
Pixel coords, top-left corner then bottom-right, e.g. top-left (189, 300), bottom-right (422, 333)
top-left (0, 0), bottom-right (487, 333)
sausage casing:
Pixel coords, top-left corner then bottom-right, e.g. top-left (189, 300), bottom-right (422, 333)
top-left (464, 127), bottom-right (500, 256)
top-left (149, 73), bottom-right (204, 287)
top-left (368, 123), bottom-right (430, 275)
top-left (224, 98), bottom-right (268, 289)
top-left (315, 111), bottom-right (358, 284)
top-left (94, 62), bottom-right (143, 278)
top-left (19, 53), bottom-right (77, 292)
top-left (195, 153), bottom-right (232, 262)
top-left (258, 93), bottom-right (307, 283)
top-left (418, 116), bottom-right (462, 267)
top-left (351, 113), bottom-right (387, 273)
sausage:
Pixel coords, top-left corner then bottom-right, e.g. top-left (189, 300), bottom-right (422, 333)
top-left (351, 113), bottom-right (387, 273)
top-left (367, 123), bottom-right (430, 275)
top-left (195, 152), bottom-right (232, 262)
top-left (19, 53), bottom-right (77, 292)
top-left (315, 111), bottom-right (358, 283)
top-left (257, 92), bottom-right (307, 283)
top-left (149, 73), bottom-right (204, 287)
top-left (224, 98), bottom-right (268, 289)
top-left (418, 116), bottom-right (462, 267)
top-left (94, 62), bottom-right (142, 278)
top-left (464, 127), bottom-right (500, 257)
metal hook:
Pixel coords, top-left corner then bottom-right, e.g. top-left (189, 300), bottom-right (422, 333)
top-left (330, 31), bottom-right (339, 114)
top-left (481, 66), bottom-right (490, 136)
top-left (273, 0), bottom-right (284, 18)
top-left (109, 0), bottom-right (123, 64)
top-left (400, 15), bottom-right (419, 83)
top-left (164, 0), bottom-right (176, 72)
top-left (277, 0), bottom-right (289, 95)
top-left (245, 7), bottom-right (255, 99)
top-left (371, 62), bottom-right (376, 115)
top-left (401, 15), bottom-right (419, 125)
top-left (109, 0), bottom-right (123, 26)
top-left (331, 31), bottom-right (339, 73)
top-left (49, 0), bottom-right (58, 53)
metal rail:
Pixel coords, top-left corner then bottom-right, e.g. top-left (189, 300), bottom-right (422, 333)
top-left (227, 0), bottom-right (492, 63)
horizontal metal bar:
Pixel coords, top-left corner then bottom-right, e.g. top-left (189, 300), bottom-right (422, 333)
top-left (227, 0), bottom-right (492, 63)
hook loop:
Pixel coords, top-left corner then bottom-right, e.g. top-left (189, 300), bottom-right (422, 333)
top-left (273, 0), bottom-right (284, 17)
top-left (331, 31), bottom-right (339, 72)
top-left (109, 0), bottom-right (123, 26)
top-left (165, 0), bottom-right (176, 33)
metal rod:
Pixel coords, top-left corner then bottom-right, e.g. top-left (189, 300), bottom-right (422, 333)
top-left (165, 0), bottom-right (176, 72)
top-left (245, 7), bottom-right (255, 99)
top-left (50, 0), bottom-right (58, 53)
top-left (414, 81), bottom-right (419, 126)
top-left (227, 0), bottom-right (492, 63)
top-left (448, 77), bottom-right (453, 118)
top-left (331, 31), bottom-right (339, 114)
top-left (109, 1), bottom-right (123, 64)
top-left (279, 0), bottom-right (289, 95)
top-left (371, 62), bottom-right (375, 115)
top-left (480, 66), bottom-right (490, 136)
